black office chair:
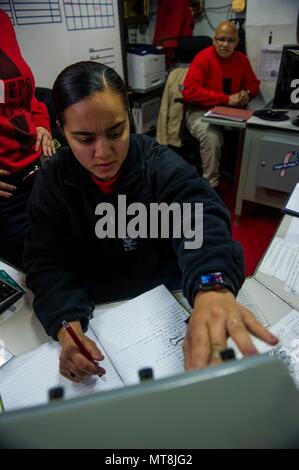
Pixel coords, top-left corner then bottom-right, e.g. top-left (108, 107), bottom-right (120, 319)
top-left (230, 18), bottom-right (246, 54)
top-left (175, 35), bottom-right (213, 64)
top-left (159, 35), bottom-right (212, 69)
top-left (35, 87), bottom-right (67, 148)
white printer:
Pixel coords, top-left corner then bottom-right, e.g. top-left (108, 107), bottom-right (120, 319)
top-left (127, 44), bottom-right (166, 93)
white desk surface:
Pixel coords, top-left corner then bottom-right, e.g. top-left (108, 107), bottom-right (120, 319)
top-left (243, 277), bottom-right (292, 327)
top-left (0, 303), bottom-right (48, 355)
top-left (247, 109), bottom-right (299, 130)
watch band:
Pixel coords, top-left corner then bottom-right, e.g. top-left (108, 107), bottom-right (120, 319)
top-left (197, 272), bottom-right (236, 296)
top-left (198, 283), bottom-right (236, 296)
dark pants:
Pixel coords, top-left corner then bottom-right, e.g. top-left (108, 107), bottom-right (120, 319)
top-left (0, 163), bottom-right (38, 270)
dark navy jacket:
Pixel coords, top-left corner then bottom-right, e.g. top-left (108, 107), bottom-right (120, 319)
top-left (24, 134), bottom-right (245, 338)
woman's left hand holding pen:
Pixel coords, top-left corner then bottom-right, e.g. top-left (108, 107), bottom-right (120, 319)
top-left (57, 321), bottom-right (106, 383)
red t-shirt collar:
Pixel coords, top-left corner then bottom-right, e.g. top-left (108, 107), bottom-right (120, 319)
top-left (90, 170), bottom-right (121, 195)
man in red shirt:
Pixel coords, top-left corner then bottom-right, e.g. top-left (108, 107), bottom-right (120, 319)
top-left (183, 21), bottom-right (260, 188)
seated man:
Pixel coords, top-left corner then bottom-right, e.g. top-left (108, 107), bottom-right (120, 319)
top-left (182, 21), bottom-right (260, 188)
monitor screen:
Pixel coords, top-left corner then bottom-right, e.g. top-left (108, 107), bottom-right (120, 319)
top-left (273, 44), bottom-right (299, 110)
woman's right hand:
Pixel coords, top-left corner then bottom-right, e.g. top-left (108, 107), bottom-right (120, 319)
top-left (57, 321), bottom-right (106, 383)
top-left (0, 169), bottom-right (16, 198)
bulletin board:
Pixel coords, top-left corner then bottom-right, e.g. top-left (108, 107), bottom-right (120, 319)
top-left (2, 0), bottom-right (125, 88)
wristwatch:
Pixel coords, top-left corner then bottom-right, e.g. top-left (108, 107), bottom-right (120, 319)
top-left (197, 272), bottom-right (236, 296)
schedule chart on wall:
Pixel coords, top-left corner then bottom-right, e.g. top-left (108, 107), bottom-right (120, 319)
top-left (63, 0), bottom-right (115, 31)
top-left (11, 0), bottom-right (124, 89)
top-left (11, 1), bottom-right (62, 25)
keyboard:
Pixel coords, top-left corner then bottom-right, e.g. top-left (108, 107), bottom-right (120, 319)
top-left (253, 107), bottom-right (289, 121)
top-left (252, 97), bottom-right (290, 120)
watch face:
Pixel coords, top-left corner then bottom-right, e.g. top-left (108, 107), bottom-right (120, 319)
top-left (199, 272), bottom-right (224, 289)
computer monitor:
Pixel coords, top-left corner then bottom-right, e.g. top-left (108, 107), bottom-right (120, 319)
top-left (0, 355), bottom-right (299, 449)
top-left (253, 44), bottom-right (299, 121)
top-left (272, 44), bottom-right (299, 110)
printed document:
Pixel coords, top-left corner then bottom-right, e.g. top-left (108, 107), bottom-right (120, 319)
top-left (257, 46), bottom-right (282, 81)
top-left (230, 310), bottom-right (299, 389)
top-left (259, 236), bottom-right (299, 281)
top-left (285, 217), bottom-right (299, 244)
top-left (254, 310), bottom-right (299, 389)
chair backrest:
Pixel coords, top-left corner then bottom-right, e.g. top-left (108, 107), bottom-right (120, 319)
top-left (175, 35), bottom-right (212, 64)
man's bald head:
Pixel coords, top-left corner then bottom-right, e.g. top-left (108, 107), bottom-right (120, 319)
top-left (215, 21), bottom-right (239, 38)
top-left (213, 21), bottom-right (239, 58)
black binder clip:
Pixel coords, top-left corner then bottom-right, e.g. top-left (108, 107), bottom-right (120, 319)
top-left (220, 348), bottom-right (236, 361)
top-left (138, 367), bottom-right (154, 382)
top-left (48, 386), bottom-right (64, 401)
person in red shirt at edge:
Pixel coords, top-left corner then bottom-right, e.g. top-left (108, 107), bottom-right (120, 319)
top-left (183, 21), bottom-right (260, 188)
top-left (0, 9), bottom-right (55, 269)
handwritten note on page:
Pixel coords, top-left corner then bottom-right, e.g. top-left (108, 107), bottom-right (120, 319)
top-left (91, 285), bottom-right (189, 385)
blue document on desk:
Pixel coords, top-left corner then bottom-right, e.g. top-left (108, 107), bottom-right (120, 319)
top-left (0, 285), bottom-right (189, 411)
